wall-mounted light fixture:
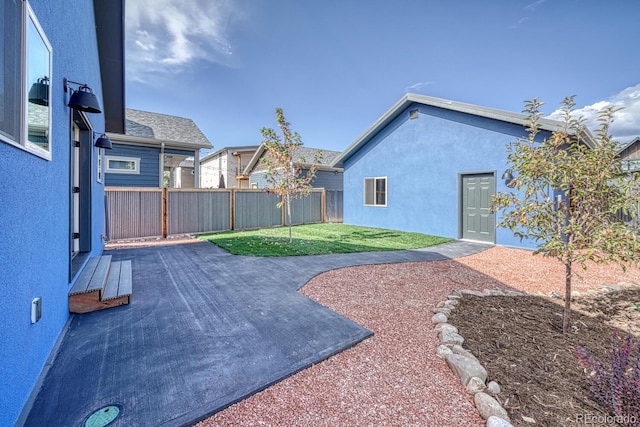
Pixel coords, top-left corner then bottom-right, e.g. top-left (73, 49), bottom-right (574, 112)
top-left (29, 76), bottom-right (50, 106)
top-left (64, 78), bottom-right (102, 113)
top-left (93, 132), bottom-right (112, 149)
top-left (501, 169), bottom-right (514, 181)
top-left (501, 168), bottom-right (516, 188)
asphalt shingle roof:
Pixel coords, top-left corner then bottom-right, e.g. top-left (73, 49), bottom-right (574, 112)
top-left (125, 108), bottom-right (212, 149)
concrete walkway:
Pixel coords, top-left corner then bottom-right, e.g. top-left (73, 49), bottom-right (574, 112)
top-left (24, 240), bottom-right (488, 426)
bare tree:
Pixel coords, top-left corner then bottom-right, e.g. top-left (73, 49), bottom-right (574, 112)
top-left (261, 108), bottom-right (322, 242)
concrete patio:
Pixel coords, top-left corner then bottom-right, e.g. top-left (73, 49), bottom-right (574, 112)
top-left (24, 240), bottom-right (488, 426)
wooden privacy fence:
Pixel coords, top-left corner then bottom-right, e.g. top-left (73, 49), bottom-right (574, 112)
top-left (105, 187), bottom-right (341, 240)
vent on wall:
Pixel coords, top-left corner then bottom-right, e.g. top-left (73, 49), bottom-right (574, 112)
top-left (409, 109), bottom-right (419, 120)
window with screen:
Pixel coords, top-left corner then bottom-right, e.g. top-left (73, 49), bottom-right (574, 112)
top-left (364, 177), bottom-right (387, 206)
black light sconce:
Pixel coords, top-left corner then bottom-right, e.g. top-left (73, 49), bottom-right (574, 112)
top-left (64, 78), bottom-right (102, 113)
top-left (502, 168), bottom-right (516, 187)
top-left (93, 132), bottom-right (112, 149)
top-left (29, 77), bottom-right (50, 106)
top-left (501, 169), bottom-right (514, 181)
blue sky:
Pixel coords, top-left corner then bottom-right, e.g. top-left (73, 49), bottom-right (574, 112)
top-left (125, 0), bottom-right (640, 154)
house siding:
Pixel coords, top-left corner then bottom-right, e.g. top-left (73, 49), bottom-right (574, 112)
top-left (201, 152), bottom-right (227, 188)
top-left (311, 170), bottom-right (343, 191)
top-left (249, 169), bottom-right (343, 191)
top-left (343, 103), bottom-right (549, 249)
top-left (105, 143), bottom-right (161, 187)
top-left (0, 1), bottom-right (110, 425)
top-left (201, 149), bottom-right (256, 189)
top-left (249, 171), bottom-right (270, 189)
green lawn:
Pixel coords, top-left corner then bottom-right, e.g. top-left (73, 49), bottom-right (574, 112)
top-left (198, 223), bottom-right (452, 256)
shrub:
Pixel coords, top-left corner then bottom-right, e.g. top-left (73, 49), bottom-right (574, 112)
top-left (575, 330), bottom-right (640, 426)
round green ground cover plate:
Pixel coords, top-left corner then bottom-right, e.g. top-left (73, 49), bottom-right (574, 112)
top-left (85, 405), bottom-right (120, 427)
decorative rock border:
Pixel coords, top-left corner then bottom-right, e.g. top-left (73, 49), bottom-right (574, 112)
top-left (432, 288), bottom-right (529, 427)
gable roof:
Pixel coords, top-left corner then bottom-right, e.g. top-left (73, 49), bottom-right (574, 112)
top-left (201, 145), bottom-right (260, 163)
top-left (332, 93), bottom-right (596, 167)
top-left (244, 145), bottom-right (343, 175)
top-left (107, 109), bottom-right (212, 150)
top-left (617, 136), bottom-right (640, 158)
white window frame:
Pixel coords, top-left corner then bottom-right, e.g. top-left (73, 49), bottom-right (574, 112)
top-left (364, 176), bottom-right (387, 207)
top-left (105, 155), bottom-right (140, 174)
top-left (0, 2), bottom-right (53, 160)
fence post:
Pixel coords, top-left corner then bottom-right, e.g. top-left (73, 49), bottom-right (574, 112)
top-left (281, 195), bottom-right (286, 226)
top-left (230, 189), bottom-right (235, 230)
top-left (162, 187), bottom-right (168, 238)
top-left (321, 189), bottom-right (326, 223)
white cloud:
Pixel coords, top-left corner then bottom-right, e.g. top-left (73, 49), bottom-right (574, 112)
top-left (126, 0), bottom-right (241, 82)
top-left (404, 82), bottom-right (436, 93)
top-left (509, 0), bottom-right (544, 30)
top-left (525, 0), bottom-right (546, 11)
top-left (547, 83), bottom-right (640, 141)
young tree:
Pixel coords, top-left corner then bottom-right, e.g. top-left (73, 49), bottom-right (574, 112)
top-left (260, 107), bottom-right (322, 243)
top-left (492, 96), bottom-right (640, 334)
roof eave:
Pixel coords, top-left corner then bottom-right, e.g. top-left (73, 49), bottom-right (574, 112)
top-left (332, 93), bottom-right (597, 167)
top-left (243, 144), bottom-right (267, 175)
top-left (93, 0), bottom-right (125, 134)
top-left (106, 133), bottom-right (212, 150)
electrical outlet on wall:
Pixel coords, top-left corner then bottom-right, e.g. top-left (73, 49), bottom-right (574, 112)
top-left (31, 297), bottom-right (42, 324)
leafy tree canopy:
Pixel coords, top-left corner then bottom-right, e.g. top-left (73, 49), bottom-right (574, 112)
top-left (492, 96), bottom-right (639, 333)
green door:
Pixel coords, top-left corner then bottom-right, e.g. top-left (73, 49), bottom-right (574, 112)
top-left (461, 173), bottom-right (495, 243)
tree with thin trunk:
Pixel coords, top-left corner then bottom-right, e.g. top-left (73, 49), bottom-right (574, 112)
top-left (492, 96), bottom-right (640, 334)
top-left (260, 107), bottom-right (322, 243)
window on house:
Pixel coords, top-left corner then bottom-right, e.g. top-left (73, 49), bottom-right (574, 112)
top-left (105, 156), bottom-right (140, 174)
top-left (0, 2), bottom-right (52, 160)
top-left (622, 159), bottom-right (640, 173)
top-left (364, 177), bottom-right (387, 206)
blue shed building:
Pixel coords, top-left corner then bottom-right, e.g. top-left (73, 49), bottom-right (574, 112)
top-left (0, 1), bottom-right (125, 424)
top-left (332, 94), bottom-right (595, 248)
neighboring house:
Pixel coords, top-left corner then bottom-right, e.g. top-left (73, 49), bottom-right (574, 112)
top-left (619, 136), bottom-right (640, 173)
top-left (245, 145), bottom-right (344, 191)
top-left (200, 145), bottom-right (259, 189)
top-left (105, 109), bottom-right (213, 188)
top-left (0, 1), bottom-right (125, 425)
top-left (332, 93), bottom-right (596, 248)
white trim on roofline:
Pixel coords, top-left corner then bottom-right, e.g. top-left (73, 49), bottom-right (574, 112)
top-left (332, 93), bottom-right (596, 168)
top-left (106, 133), bottom-right (212, 150)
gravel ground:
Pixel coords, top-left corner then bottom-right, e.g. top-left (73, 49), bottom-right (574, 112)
top-left (196, 246), bottom-right (639, 427)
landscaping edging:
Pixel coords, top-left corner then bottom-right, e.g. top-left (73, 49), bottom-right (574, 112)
top-left (432, 288), bottom-right (529, 427)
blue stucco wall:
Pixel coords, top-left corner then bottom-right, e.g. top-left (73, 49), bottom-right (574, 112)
top-left (0, 2), bottom-right (107, 425)
top-left (342, 103), bottom-right (547, 249)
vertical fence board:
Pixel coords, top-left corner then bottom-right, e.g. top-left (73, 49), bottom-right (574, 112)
top-left (106, 188), bottom-right (163, 240)
top-left (106, 188), bottom-right (337, 239)
top-left (324, 190), bottom-right (343, 223)
top-left (285, 192), bottom-right (323, 225)
top-left (234, 191), bottom-right (282, 230)
top-left (167, 189), bottom-right (231, 234)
